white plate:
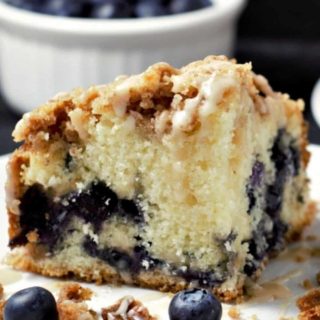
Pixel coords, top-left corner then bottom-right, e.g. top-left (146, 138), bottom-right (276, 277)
top-left (1, 146), bottom-right (320, 319)
top-left (311, 79), bottom-right (320, 128)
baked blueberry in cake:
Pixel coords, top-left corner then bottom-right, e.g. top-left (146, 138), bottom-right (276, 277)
top-left (6, 56), bottom-right (314, 301)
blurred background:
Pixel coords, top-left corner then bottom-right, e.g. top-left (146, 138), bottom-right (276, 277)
top-left (0, 0), bottom-right (319, 155)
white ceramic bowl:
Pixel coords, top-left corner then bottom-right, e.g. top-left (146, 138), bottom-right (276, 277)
top-left (311, 78), bottom-right (320, 128)
top-left (0, 0), bottom-right (246, 113)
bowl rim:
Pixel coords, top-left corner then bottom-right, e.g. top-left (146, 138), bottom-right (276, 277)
top-left (311, 78), bottom-right (320, 128)
top-left (0, 0), bottom-right (246, 35)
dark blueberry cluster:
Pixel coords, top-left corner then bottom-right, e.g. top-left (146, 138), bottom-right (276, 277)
top-left (246, 161), bottom-right (265, 213)
top-left (83, 236), bottom-right (137, 271)
top-left (169, 288), bottom-right (222, 320)
top-left (12, 179), bottom-right (231, 290)
top-left (177, 268), bottom-right (224, 288)
top-left (244, 130), bottom-right (300, 276)
top-left (4, 0), bottom-right (213, 18)
top-left (4, 287), bottom-right (58, 320)
top-left (10, 180), bottom-right (144, 248)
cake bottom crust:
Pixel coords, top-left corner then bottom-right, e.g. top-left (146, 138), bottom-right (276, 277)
top-left (6, 203), bottom-right (316, 303)
top-left (6, 248), bottom-right (244, 302)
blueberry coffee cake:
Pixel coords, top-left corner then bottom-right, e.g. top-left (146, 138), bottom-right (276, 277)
top-left (6, 56), bottom-right (314, 301)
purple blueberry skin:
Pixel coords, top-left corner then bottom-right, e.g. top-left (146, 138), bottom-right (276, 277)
top-left (244, 129), bottom-right (299, 276)
top-left (4, 287), bottom-right (58, 320)
top-left (4, 0), bottom-right (213, 18)
top-left (169, 288), bottom-right (222, 320)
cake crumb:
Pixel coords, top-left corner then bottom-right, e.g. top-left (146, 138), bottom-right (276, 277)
top-left (305, 235), bottom-right (317, 242)
top-left (57, 283), bottom-right (97, 320)
top-left (26, 230), bottom-right (39, 243)
top-left (58, 283), bottom-right (93, 303)
top-left (228, 306), bottom-right (241, 319)
top-left (102, 296), bottom-right (156, 320)
top-left (0, 284), bottom-right (4, 320)
top-left (316, 272), bottom-right (320, 285)
top-left (301, 279), bottom-right (314, 290)
top-left (297, 288), bottom-right (320, 320)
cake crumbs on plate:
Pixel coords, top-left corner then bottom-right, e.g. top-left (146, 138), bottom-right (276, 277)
top-left (305, 235), bottom-right (318, 242)
top-left (102, 296), bottom-right (156, 320)
top-left (297, 288), bottom-right (320, 319)
top-left (228, 306), bottom-right (241, 319)
top-left (56, 283), bottom-right (98, 320)
top-left (301, 279), bottom-right (314, 290)
top-left (0, 284), bottom-right (4, 320)
top-left (57, 282), bottom-right (93, 303)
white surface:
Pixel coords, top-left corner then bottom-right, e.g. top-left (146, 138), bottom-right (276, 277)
top-left (0, 0), bottom-right (246, 114)
top-left (0, 145), bottom-right (320, 319)
top-left (311, 79), bottom-right (320, 129)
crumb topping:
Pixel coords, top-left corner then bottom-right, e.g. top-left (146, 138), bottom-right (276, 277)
top-left (297, 289), bottom-right (320, 320)
top-left (12, 55), bottom-right (292, 144)
top-left (57, 283), bottom-right (93, 303)
top-left (301, 279), bottom-right (314, 290)
top-left (228, 306), bottom-right (241, 319)
top-left (0, 284), bottom-right (4, 320)
top-left (57, 283), bottom-right (97, 320)
top-left (102, 296), bottom-right (156, 320)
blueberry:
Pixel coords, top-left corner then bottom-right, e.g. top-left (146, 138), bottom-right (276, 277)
top-left (4, 0), bottom-right (43, 11)
top-left (4, 287), bottom-right (58, 320)
top-left (101, 248), bottom-right (134, 270)
top-left (169, 0), bottom-right (212, 15)
top-left (90, 0), bottom-right (133, 18)
top-left (117, 199), bottom-right (144, 223)
top-left (9, 184), bottom-right (50, 247)
top-left (249, 161), bottom-right (264, 187)
top-left (83, 236), bottom-right (134, 271)
top-left (169, 288), bottom-right (222, 320)
top-left (41, 0), bottom-right (84, 17)
top-left (246, 161), bottom-right (265, 213)
top-left (135, 0), bottom-right (168, 17)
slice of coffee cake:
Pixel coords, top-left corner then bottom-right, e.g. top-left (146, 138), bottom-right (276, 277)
top-left (6, 56), bottom-right (313, 301)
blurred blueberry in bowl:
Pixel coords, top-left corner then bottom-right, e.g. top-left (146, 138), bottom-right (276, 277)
top-left (4, 0), bottom-right (214, 18)
top-left (0, 0), bottom-right (247, 113)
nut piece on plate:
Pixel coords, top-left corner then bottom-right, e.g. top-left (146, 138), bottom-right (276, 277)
top-left (102, 296), bottom-right (156, 320)
top-left (57, 283), bottom-right (97, 320)
top-left (0, 284), bottom-right (5, 320)
top-left (297, 288), bottom-right (320, 320)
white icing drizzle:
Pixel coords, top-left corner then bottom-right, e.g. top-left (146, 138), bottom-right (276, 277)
top-left (172, 94), bottom-right (201, 131)
top-left (199, 73), bottom-right (237, 118)
top-left (112, 83), bottom-right (131, 117)
top-left (171, 72), bottom-right (237, 132)
top-left (155, 110), bottom-right (171, 134)
top-left (112, 296), bottom-right (134, 319)
top-left (112, 76), bottom-right (141, 118)
top-left (82, 223), bottom-right (99, 244)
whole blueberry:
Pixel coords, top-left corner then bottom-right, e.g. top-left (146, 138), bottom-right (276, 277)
top-left (4, 287), bottom-right (59, 320)
top-left (169, 288), bottom-right (222, 320)
top-left (4, 0), bottom-right (43, 12)
top-left (135, 0), bottom-right (168, 17)
top-left (169, 0), bottom-right (212, 15)
top-left (41, 0), bottom-right (84, 17)
top-left (90, 0), bottom-right (133, 18)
